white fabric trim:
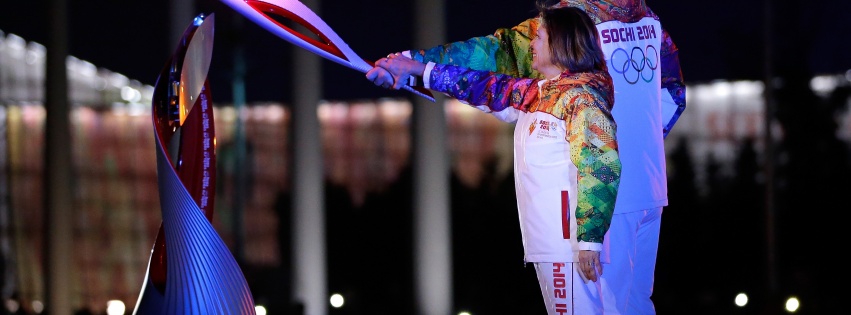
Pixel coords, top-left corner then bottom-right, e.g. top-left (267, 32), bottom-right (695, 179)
top-left (578, 241), bottom-right (603, 252)
top-left (423, 62), bottom-right (436, 89)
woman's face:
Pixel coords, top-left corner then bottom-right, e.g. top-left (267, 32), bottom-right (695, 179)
top-left (531, 22), bottom-right (561, 77)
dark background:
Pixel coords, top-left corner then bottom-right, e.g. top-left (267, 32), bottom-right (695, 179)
top-left (2, 0), bottom-right (851, 314)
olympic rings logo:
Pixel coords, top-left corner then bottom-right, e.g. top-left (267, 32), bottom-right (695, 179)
top-left (609, 45), bottom-right (658, 84)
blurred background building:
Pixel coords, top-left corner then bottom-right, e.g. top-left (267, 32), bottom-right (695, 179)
top-left (1, 0), bottom-right (851, 315)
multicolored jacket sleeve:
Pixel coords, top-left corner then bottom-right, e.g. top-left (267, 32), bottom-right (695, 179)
top-left (655, 14), bottom-right (687, 137)
top-left (426, 63), bottom-right (539, 112)
top-left (411, 18), bottom-right (541, 79)
top-left (428, 64), bottom-right (621, 244)
top-left (566, 84), bottom-right (621, 244)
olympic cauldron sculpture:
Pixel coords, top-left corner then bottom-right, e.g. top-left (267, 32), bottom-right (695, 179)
top-left (132, 13), bottom-right (256, 315)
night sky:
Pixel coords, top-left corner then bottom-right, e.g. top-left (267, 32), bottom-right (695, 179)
top-left (2, 0), bottom-right (851, 103)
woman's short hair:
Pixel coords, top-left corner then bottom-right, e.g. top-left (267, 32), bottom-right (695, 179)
top-left (535, 0), bottom-right (561, 9)
top-left (538, 6), bottom-right (607, 73)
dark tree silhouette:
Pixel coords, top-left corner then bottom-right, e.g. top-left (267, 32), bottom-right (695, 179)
top-left (769, 8), bottom-right (851, 310)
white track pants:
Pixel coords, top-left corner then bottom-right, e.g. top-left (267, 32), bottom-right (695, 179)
top-left (601, 207), bottom-right (663, 315)
top-left (534, 262), bottom-right (603, 315)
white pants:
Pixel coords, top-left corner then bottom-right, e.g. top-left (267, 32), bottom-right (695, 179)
top-left (601, 207), bottom-right (663, 315)
top-left (534, 262), bottom-right (603, 315)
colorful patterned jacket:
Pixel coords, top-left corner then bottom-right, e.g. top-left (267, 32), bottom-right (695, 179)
top-left (425, 62), bottom-right (621, 258)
